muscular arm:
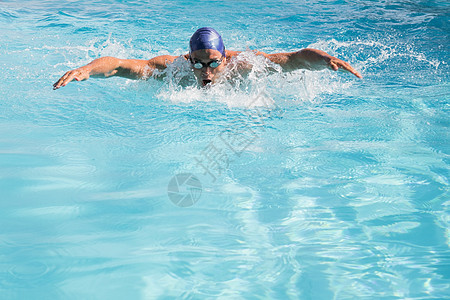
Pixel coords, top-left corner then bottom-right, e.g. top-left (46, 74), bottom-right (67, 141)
top-left (247, 48), bottom-right (362, 78)
top-left (53, 55), bottom-right (179, 90)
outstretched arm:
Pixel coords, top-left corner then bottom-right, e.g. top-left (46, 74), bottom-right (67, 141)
top-left (260, 48), bottom-right (362, 78)
top-left (53, 55), bottom-right (179, 90)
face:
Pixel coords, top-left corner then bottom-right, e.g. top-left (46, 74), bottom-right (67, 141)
top-left (189, 49), bottom-right (227, 87)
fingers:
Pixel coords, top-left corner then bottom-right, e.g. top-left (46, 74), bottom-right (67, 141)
top-left (53, 69), bottom-right (88, 90)
top-left (340, 61), bottom-right (362, 79)
top-left (329, 59), bottom-right (362, 79)
top-left (53, 71), bottom-right (72, 90)
top-left (329, 61), bottom-right (339, 71)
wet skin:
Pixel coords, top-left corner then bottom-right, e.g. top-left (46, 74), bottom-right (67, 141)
top-left (189, 49), bottom-right (227, 87)
top-left (53, 47), bottom-right (361, 90)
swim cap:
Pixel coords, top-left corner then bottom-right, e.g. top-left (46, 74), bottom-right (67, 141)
top-left (189, 27), bottom-right (225, 57)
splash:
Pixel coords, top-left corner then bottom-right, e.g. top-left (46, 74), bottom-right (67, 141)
top-left (51, 36), bottom-right (445, 106)
top-left (155, 50), bottom-right (349, 107)
top-left (310, 38), bottom-right (444, 73)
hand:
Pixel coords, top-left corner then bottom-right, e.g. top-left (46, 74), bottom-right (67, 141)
top-left (53, 67), bottom-right (91, 90)
top-left (326, 56), bottom-right (362, 79)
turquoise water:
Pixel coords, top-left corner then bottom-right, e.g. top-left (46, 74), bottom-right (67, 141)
top-left (1, 0), bottom-right (449, 299)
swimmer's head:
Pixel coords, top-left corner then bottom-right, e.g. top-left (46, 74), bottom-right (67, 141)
top-left (189, 27), bottom-right (225, 57)
top-left (189, 28), bottom-right (227, 87)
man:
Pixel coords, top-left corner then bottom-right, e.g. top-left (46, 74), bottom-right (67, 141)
top-left (53, 27), bottom-right (362, 90)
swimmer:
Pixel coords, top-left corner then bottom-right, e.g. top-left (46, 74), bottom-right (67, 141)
top-left (53, 27), bottom-right (362, 90)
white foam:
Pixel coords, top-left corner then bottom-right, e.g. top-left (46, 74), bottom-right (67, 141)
top-left (156, 50), bottom-right (350, 107)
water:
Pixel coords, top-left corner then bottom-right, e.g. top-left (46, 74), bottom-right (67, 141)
top-left (1, 0), bottom-right (449, 299)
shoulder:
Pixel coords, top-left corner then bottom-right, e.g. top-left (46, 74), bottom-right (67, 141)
top-left (225, 49), bottom-right (274, 60)
top-left (225, 50), bottom-right (241, 59)
top-left (147, 55), bottom-right (183, 70)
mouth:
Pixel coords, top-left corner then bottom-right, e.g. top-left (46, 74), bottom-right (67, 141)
top-left (202, 79), bottom-right (212, 86)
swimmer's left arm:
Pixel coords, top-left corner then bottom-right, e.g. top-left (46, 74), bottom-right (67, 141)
top-left (264, 48), bottom-right (362, 78)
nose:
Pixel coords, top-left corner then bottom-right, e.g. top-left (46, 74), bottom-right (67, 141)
top-left (202, 66), bottom-right (212, 74)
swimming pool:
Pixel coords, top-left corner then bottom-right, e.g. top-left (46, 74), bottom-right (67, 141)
top-left (1, 0), bottom-right (449, 298)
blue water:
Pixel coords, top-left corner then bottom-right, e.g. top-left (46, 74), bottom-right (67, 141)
top-left (1, 0), bottom-right (449, 299)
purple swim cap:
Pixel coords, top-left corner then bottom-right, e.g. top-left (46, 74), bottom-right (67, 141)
top-left (189, 27), bottom-right (225, 57)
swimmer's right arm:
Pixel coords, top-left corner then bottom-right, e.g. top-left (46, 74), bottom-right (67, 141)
top-left (53, 55), bottom-right (179, 90)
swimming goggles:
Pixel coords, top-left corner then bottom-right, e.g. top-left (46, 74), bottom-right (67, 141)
top-left (190, 57), bottom-right (223, 69)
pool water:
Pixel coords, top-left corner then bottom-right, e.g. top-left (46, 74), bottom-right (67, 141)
top-left (1, 0), bottom-right (449, 299)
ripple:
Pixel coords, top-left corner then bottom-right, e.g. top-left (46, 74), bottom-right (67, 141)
top-left (1, 0), bottom-right (449, 298)
top-left (14, 205), bottom-right (81, 218)
top-left (4, 248), bottom-right (65, 289)
top-left (289, 150), bottom-right (377, 182)
top-left (335, 182), bottom-right (369, 200)
top-left (9, 260), bottom-right (50, 281)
